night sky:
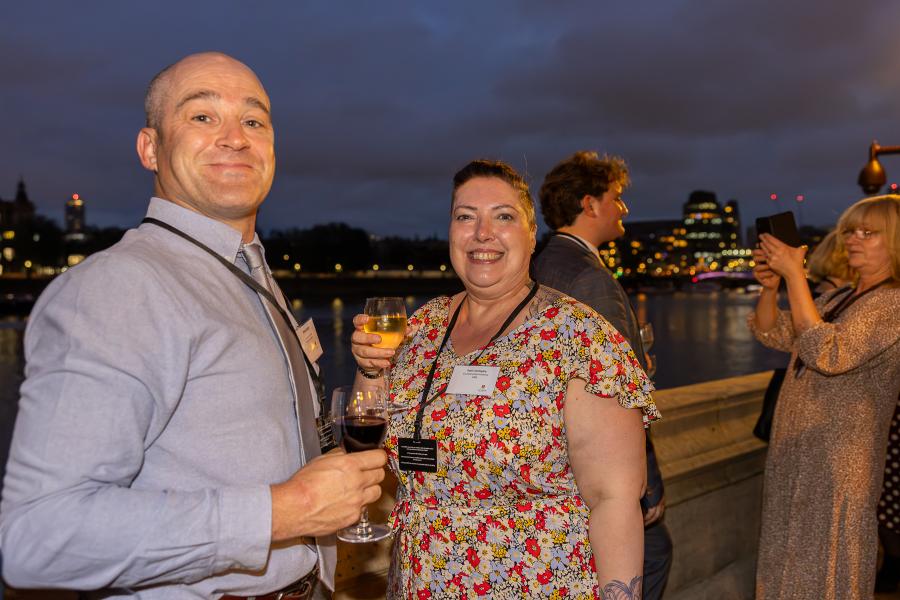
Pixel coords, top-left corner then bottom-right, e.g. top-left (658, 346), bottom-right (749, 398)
top-left (3, 1), bottom-right (900, 238)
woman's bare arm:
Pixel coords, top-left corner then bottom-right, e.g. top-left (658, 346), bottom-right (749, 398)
top-left (565, 377), bottom-right (646, 599)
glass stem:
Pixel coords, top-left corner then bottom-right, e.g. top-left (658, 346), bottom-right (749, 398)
top-left (355, 507), bottom-right (373, 538)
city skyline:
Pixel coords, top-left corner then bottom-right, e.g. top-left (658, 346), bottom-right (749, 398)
top-left (3, 1), bottom-right (900, 237)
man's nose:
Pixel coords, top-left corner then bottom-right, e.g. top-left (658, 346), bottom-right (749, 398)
top-left (218, 118), bottom-right (250, 150)
top-left (619, 200), bottom-right (630, 218)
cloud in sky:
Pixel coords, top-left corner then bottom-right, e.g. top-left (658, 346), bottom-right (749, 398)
top-left (3, 0), bottom-right (900, 236)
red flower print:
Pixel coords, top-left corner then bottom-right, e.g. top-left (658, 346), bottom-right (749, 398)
top-left (537, 569), bottom-right (552, 585)
top-left (466, 547), bottom-right (480, 568)
top-left (492, 404), bottom-right (511, 418)
top-left (424, 350), bottom-right (437, 360)
top-left (545, 306), bottom-right (559, 318)
top-left (462, 459), bottom-right (476, 478)
top-left (554, 365), bottom-right (561, 377)
top-left (475, 487), bottom-right (492, 499)
top-left (427, 328), bottom-right (438, 341)
top-left (431, 408), bottom-right (446, 421)
top-left (496, 376), bottom-right (511, 391)
top-left (509, 427), bottom-right (520, 438)
top-left (474, 582), bottom-right (491, 596)
top-left (475, 440), bottom-right (487, 458)
top-left (477, 524), bottom-right (487, 542)
top-left (520, 464), bottom-right (532, 483)
top-left (512, 443), bottom-right (521, 455)
top-left (516, 501), bottom-right (533, 512)
top-left (412, 556), bottom-right (422, 574)
top-left (420, 537), bottom-right (430, 552)
top-left (417, 588), bottom-right (431, 600)
top-left (525, 537), bottom-right (541, 557)
top-left (540, 329), bottom-right (556, 341)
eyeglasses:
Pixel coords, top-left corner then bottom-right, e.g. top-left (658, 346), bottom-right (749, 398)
top-left (841, 227), bottom-right (880, 240)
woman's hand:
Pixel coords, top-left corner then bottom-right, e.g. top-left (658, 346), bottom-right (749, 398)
top-left (758, 233), bottom-right (807, 283)
top-left (350, 314), bottom-right (397, 372)
top-left (752, 247), bottom-right (781, 290)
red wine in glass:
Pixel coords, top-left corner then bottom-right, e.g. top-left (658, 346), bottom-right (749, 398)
top-left (331, 386), bottom-right (391, 543)
top-left (339, 415), bottom-right (387, 453)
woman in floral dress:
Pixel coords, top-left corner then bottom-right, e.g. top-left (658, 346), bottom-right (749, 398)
top-left (352, 160), bottom-right (658, 599)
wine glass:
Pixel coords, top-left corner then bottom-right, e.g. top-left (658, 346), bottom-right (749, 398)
top-left (332, 385), bottom-right (391, 543)
top-left (363, 297), bottom-right (407, 350)
top-left (639, 322), bottom-right (655, 351)
top-left (639, 322), bottom-right (657, 379)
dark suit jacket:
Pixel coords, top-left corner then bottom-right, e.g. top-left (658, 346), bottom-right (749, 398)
top-left (533, 234), bottom-right (664, 507)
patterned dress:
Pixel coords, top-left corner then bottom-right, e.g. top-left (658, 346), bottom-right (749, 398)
top-left (385, 292), bottom-right (658, 599)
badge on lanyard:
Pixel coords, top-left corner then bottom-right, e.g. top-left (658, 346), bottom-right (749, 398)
top-left (296, 318), bottom-right (323, 363)
top-left (445, 365), bottom-right (500, 396)
top-left (398, 437), bottom-right (438, 472)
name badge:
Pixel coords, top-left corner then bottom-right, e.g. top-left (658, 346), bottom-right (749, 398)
top-left (398, 438), bottom-right (438, 472)
top-left (445, 366), bottom-right (500, 396)
top-left (297, 318), bottom-right (323, 363)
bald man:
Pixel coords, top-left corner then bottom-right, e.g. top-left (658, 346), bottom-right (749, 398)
top-left (0, 53), bottom-right (385, 600)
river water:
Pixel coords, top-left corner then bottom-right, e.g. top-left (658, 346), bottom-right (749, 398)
top-left (0, 290), bottom-right (787, 480)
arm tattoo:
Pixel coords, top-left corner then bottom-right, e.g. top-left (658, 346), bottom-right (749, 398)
top-left (601, 575), bottom-right (643, 600)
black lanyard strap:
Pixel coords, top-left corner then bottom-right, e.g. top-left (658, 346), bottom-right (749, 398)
top-left (141, 217), bottom-right (325, 399)
top-left (412, 282), bottom-right (538, 439)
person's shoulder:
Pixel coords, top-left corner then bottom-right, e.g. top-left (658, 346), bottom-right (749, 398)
top-left (33, 229), bottom-right (179, 315)
top-left (410, 295), bottom-right (452, 323)
top-left (535, 286), bottom-right (601, 322)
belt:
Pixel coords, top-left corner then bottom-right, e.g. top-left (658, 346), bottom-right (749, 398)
top-left (220, 566), bottom-right (320, 600)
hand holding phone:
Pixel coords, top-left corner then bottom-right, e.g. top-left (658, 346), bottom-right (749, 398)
top-left (756, 211), bottom-right (802, 247)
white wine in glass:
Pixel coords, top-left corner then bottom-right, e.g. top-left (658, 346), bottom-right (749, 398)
top-left (364, 297), bottom-right (407, 349)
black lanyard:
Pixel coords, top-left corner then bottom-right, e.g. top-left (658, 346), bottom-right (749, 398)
top-left (794, 277), bottom-right (891, 376)
top-left (141, 217), bottom-right (326, 404)
top-left (412, 282), bottom-right (539, 440)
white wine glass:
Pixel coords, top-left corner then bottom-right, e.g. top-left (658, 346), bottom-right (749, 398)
top-left (332, 386), bottom-right (391, 543)
top-left (363, 297), bottom-right (407, 385)
top-left (363, 297), bottom-right (407, 350)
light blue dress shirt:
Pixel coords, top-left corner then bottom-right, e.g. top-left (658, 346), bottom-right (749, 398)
top-left (1, 198), bottom-right (318, 598)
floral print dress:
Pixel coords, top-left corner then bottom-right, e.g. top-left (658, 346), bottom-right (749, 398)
top-left (385, 292), bottom-right (658, 599)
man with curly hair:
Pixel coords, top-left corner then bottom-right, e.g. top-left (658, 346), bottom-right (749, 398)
top-left (533, 150), bottom-right (673, 600)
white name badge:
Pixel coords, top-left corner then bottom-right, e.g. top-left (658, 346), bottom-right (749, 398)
top-left (297, 318), bottom-right (323, 363)
top-left (445, 366), bottom-right (500, 396)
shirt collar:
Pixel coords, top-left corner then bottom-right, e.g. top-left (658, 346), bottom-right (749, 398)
top-left (556, 231), bottom-right (601, 261)
top-left (143, 197), bottom-right (261, 264)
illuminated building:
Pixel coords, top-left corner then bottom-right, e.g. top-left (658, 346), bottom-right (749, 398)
top-left (65, 193), bottom-right (86, 241)
top-left (682, 191), bottom-right (742, 269)
top-left (0, 178), bottom-right (36, 272)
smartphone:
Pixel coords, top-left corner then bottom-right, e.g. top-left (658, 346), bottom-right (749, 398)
top-left (756, 211), bottom-right (802, 247)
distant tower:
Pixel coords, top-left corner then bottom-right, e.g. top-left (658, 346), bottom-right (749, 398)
top-left (723, 199), bottom-right (742, 248)
top-left (12, 178), bottom-right (35, 226)
top-left (682, 190), bottom-right (724, 266)
top-left (65, 193), bottom-right (86, 241)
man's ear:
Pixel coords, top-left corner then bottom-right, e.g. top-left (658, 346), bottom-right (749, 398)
top-left (136, 128), bottom-right (160, 173)
top-left (580, 194), bottom-right (597, 217)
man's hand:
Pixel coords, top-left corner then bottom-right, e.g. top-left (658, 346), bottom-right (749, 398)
top-left (270, 448), bottom-right (387, 541)
top-left (643, 497), bottom-right (665, 526)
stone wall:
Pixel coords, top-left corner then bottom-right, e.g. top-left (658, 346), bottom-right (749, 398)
top-left (335, 371), bottom-right (771, 599)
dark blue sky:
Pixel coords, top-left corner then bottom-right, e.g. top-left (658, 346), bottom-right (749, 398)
top-left (3, 1), bottom-right (900, 238)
